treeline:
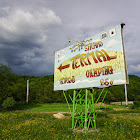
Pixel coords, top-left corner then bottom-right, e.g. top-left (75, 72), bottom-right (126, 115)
top-left (0, 64), bottom-right (140, 109)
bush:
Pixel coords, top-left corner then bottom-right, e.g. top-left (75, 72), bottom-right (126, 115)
top-left (130, 104), bottom-right (135, 109)
top-left (135, 95), bottom-right (140, 101)
top-left (133, 101), bottom-right (140, 107)
top-left (2, 97), bottom-right (16, 110)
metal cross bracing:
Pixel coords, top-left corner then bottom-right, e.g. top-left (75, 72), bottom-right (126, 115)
top-left (63, 87), bottom-right (108, 132)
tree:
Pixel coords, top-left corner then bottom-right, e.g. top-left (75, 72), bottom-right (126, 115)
top-left (2, 97), bottom-right (16, 110)
top-left (0, 64), bottom-right (17, 108)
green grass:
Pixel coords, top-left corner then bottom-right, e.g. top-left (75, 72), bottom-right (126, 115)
top-left (13, 103), bottom-right (133, 112)
top-left (13, 103), bottom-right (73, 112)
top-left (0, 111), bottom-right (140, 140)
top-left (1, 103), bottom-right (139, 139)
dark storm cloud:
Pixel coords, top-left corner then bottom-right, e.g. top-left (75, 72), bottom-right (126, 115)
top-left (0, 3), bottom-right (62, 75)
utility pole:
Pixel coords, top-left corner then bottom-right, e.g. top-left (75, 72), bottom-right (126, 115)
top-left (124, 84), bottom-right (128, 105)
top-left (26, 80), bottom-right (29, 104)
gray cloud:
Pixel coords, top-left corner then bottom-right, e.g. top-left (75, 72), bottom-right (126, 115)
top-left (0, 0), bottom-right (140, 77)
top-left (0, 5), bottom-right (62, 76)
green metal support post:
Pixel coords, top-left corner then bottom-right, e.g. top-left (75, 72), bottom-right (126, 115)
top-left (90, 91), bottom-right (96, 130)
top-left (63, 88), bottom-right (107, 131)
top-left (63, 91), bottom-right (72, 114)
top-left (72, 90), bottom-right (76, 129)
top-left (84, 89), bottom-right (88, 131)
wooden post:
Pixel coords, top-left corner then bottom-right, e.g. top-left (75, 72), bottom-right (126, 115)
top-left (124, 84), bottom-right (128, 105)
top-left (121, 23), bottom-right (129, 84)
top-left (26, 80), bottom-right (29, 104)
top-left (121, 23), bottom-right (128, 106)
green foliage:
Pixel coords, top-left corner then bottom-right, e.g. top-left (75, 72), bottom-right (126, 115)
top-left (133, 95), bottom-right (140, 108)
top-left (104, 90), bottom-right (115, 103)
top-left (127, 75), bottom-right (140, 101)
top-left (135, 95), bottom-right (140, 101)
top-left (0, 64), bottom-right (18, 108)
top-left (109, 85), bottom-right (125, 102)
top-left (2, 97), bottom-right (16, 110)
top-left (0, 64), bottom-right (140, 106)
top-left (133, 101), bottom-right (140, 107)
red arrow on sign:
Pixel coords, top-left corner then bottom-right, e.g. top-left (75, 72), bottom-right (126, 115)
top-left (58, 64), bottom-right (70, 72)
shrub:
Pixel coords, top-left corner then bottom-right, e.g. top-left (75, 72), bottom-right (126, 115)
top-left (133, 101), bottom-right (140, 107)
top-left (135, 95), bottom-right (140, 101)
top-left (2, 97), bottom-right (16, 110)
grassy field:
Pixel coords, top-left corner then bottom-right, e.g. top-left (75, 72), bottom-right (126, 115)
top-left (0, 104), bottom-right (140, 140)
top-left (13, 103), bottom-right (73, 112)
top-left (13, 103), bottom-right (130, 112)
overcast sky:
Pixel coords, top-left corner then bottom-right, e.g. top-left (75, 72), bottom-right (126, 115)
top-left (0, 0), bottom-right (140, 77)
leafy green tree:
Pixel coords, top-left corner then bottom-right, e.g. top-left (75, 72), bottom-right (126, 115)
top-left (9, 78), bottom-right (26, 103)
top-left (2, 97), bottom-right (16, 110)
top-left (0, 64), bottom-right (17, 107)
top-left (109, 85), bottom-right (124, 102)
top-left (127, 75), bottom-right (140, 101)
top-left (1, 63), bottom-right (140, 107)
top-left (104, 90), bottom-right (115, 103)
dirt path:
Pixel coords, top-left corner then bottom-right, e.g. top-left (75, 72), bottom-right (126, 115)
top-left (13, 110), bottom-right (71, 114)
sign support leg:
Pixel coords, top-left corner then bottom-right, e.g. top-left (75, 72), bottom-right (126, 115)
top-left (72, 90), bottom-right (76, 129)
top-left (84, 89), bottom-right (88, 131)
top-left (63, 88), bottom-right (107, 131)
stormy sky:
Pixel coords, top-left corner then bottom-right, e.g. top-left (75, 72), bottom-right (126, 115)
top-left (0, 0), bottom-right (140, 77)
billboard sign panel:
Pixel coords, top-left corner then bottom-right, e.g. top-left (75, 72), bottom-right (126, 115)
top-left (54, 24), bottom-right (128, 91)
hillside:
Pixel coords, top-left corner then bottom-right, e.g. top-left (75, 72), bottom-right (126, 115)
top-left (0, 64), bottom-right (140, 109)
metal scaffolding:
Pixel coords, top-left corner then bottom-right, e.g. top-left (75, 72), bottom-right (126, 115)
top-left (63, 88), bottom-right (108, 131)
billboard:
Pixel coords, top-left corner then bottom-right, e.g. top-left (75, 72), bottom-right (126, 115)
top-left (54, 24), bottom-right (128, 91)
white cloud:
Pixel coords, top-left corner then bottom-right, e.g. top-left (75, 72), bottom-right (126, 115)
top-left (0, 7), bottom-right (10, 14)
top-left (128, 64), bottom-right (140, 73)
top-left (106, 39), bottom-right (120, 48)
top-left (0, 8), bottom-right (61, 43)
